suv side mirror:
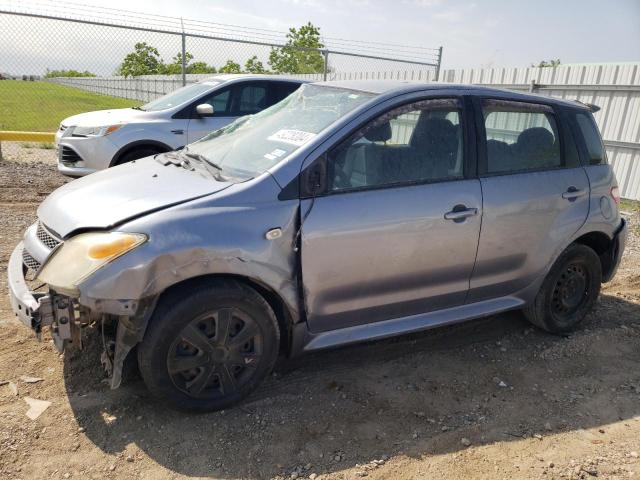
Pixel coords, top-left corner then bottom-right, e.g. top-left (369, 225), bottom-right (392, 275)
top-left (196, 103), bottom-right (214, 117)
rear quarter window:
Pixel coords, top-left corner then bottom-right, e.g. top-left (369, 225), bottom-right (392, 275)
top-left (575, 112), bottom-right (607, 165)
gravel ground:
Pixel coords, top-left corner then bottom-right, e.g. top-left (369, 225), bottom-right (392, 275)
top-left (0, 146), bottom-right (639, 480)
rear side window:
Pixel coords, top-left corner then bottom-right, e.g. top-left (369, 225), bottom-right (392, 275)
top-left (482, 99), bottom-right (561, 174)
top-left (575, 112), bottom-right (606, 165)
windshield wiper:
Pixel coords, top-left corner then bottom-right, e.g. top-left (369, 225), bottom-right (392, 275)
top-left (181, 148), bottom-right (227, 180)
top-left (182, 148), bottom-right (223, 171)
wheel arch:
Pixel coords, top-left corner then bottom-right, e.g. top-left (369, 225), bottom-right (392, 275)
top-left (572, 230), bottom-right (615, 280)
top-left (149, 273), bottom-right (296, 356)
top-left (110, 139), bottom-right (174, 167)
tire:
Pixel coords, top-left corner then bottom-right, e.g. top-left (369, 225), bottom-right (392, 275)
top-left (138, 279), bottom-right (280, 413)
top-left (113, 147), bottom-right (162, 166)
top-left (524, 244), bottom-right (602, 334)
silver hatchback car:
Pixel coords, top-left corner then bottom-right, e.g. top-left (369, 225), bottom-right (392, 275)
top-left (8, 81), bottom-right (627, 412)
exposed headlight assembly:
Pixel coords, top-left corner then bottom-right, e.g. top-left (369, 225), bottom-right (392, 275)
top-left (38, 232), bottom-right (147, 295)
top-left (71, 124), bottom-right (125, 137)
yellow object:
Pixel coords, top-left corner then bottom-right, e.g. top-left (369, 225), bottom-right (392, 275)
top-left (0, 131), bottom-right (56, 142)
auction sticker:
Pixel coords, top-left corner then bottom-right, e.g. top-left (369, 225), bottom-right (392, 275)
top-left (267, 129), bottom-right (316, 146)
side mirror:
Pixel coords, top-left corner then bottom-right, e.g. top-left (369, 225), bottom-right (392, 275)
top-left (196, 103), bottom-right (214, 117)
top-left (301, 156), bottom-right (327, 197)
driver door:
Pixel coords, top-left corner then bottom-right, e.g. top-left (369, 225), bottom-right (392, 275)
top-left (300, 97), bottom-right (483, 333)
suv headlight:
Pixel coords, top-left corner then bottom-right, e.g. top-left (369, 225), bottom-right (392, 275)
top-left (72, 124), bottom-right (125, 137)
top-left (38, 232), bottom-right (147, 294)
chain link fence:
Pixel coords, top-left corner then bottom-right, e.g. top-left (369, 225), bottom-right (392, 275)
top-left (0, 4), bottom-right (441, 133)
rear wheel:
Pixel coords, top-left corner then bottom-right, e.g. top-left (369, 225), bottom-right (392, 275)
top-left (138, 280), bottom-right (280, 412)
top-left (524, 244), bottom-right (602, 333)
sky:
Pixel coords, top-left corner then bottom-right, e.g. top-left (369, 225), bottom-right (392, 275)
top-left (1, 0), bottom-right (639, 75)
top-left (86, 0), bottom-right (640, 69)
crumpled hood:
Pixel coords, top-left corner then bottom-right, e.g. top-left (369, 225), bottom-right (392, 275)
top-left (61, 108), bottom-right (151, 127)
top-left (38, 156), bottom-right (233, 238)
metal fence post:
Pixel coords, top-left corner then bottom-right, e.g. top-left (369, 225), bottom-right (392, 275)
top-left (181, 18), bottom-right (187, 87)
top-left (323, 49), bottom-right (329, 81)
top-left (434, 46), bottom-right (443, 81)
top-left (529, 79), bottom-right (537, 93)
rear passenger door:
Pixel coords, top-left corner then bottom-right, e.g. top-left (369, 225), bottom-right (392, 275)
top-left (301, 97), bottom-right (483, 333)
top-left (468, 98), bottom-right (590, 302)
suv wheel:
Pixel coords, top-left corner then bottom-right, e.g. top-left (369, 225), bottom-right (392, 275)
top-left (114, 147), bottom-right (162, 166)
top-left (138, 280), bottom-right (280, 412)
top-left (524, 244), bottom-right (602, 333)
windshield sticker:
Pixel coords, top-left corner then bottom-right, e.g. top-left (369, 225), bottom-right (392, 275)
top-left (263, 153), bottom-right (277, 161)
top-left (267, 129), bottom-right (316, 146)
top-left (272, 148), bottom-right (287, 157)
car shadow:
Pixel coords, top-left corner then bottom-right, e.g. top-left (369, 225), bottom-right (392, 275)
top-left (63, 293), bottom-right (640, 479)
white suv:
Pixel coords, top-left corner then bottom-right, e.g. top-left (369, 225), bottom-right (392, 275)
top-left (54, 74), bottom-right (305, 176)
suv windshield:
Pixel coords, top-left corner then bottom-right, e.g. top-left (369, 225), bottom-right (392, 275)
top-left (139, 82), bottom-right (219, 111)
top-left (187, 84), bottom-right (376, 180)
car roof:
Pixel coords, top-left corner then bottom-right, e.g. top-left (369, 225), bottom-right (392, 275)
top-left (201, 74), bottom-right (308, 85)
top-left (313, 80), bottom-right (590, 111)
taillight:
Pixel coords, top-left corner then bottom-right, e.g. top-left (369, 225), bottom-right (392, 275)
top-left (610, 186), bottom-right (620, 205)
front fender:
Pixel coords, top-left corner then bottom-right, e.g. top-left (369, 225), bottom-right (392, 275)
top-left (75, 176), bottom-right (301, 323)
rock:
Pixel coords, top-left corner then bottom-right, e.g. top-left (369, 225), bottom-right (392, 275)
top-left (290, 472), bottom-right (299, 479)
top-left (78, 427), bottom-right (85, 433)
top-left (126, 455), bottom-right (134, 463)
top-left (412, 432), bottom-right (418, 439)
top-left (534, 434), bottom-right (543, 440)
top-left (20, 376), bottom-right (43, 384)
top-left (498, 381), bottom-right (508, 388)
top-left (8, 382), bottom-right (18, 396)
top-left (109, 465), bottom-right (116, 472)
top-left (441, 426), bottom-right (449, 432)
top-left (548, 462), bottom-right (555, 468)
top-left (24, 397), bottom-right (51, 420)
top-left (309, 474), bottom-right (317, 480)
top-left (544, 422), bottom-right (552, 431)
top-left (630, 451), bottom-right (639, 458)
top-left (461, 438), bottom-right (471, 447)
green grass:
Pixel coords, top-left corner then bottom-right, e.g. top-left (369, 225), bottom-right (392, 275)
top-left (620, 198), bottom-right (640, 214)
top-left (0, 80), bottom-right (140, 132)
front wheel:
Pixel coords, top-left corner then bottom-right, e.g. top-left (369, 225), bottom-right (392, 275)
top-left (138, 280), bottom-right (280, 412)
top-left (524, 244), bottom-right (602, 333)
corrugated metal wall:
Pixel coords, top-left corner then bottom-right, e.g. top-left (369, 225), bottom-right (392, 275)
top-left (441, 63), bottom-right (640, 200)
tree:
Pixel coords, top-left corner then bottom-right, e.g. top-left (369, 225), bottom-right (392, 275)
top-left (219, 60), bottom-right (242, 74)
top-left (244, 55), bottom-right (267, 74)
top-left (117, 42), bottom-right (165, 77)
top-left (163, 52), bottom-right (194, 74)
top-left (187, 62), bottom-right (216, 74)
top-left (44, 69), bottom-right (96, 78)
top-left (533, 59), bottom-right (561, 68)
top-left (268, 22), bottom-right (325, 74)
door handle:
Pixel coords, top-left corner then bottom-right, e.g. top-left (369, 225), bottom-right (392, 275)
top-left (444, 207), bottom-right (478, 221)
top-left (562, 186), bottom-right (587, 200)
top-left (171, 129), bottom-right (184, 135)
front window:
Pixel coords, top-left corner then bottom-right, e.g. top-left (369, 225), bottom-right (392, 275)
top-left (139, 82), bottom-right (219, 111)
top-left (187, 84), bottom-right (376, 180)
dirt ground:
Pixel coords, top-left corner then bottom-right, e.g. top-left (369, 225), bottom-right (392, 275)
top-left (0, 143), bottom-right (639, 480)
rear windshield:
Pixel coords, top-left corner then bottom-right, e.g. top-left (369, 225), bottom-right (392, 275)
top-left (187, 84), bottom-right (376, 180)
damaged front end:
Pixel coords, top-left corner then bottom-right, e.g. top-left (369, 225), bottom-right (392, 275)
top-left (8, 224), bottom-right (153, 389)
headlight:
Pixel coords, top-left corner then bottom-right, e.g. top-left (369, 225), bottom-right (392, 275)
top-left (72, 124), bottom-right (125, 137)
top-left (38, 232), bottom-right (147, 294)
